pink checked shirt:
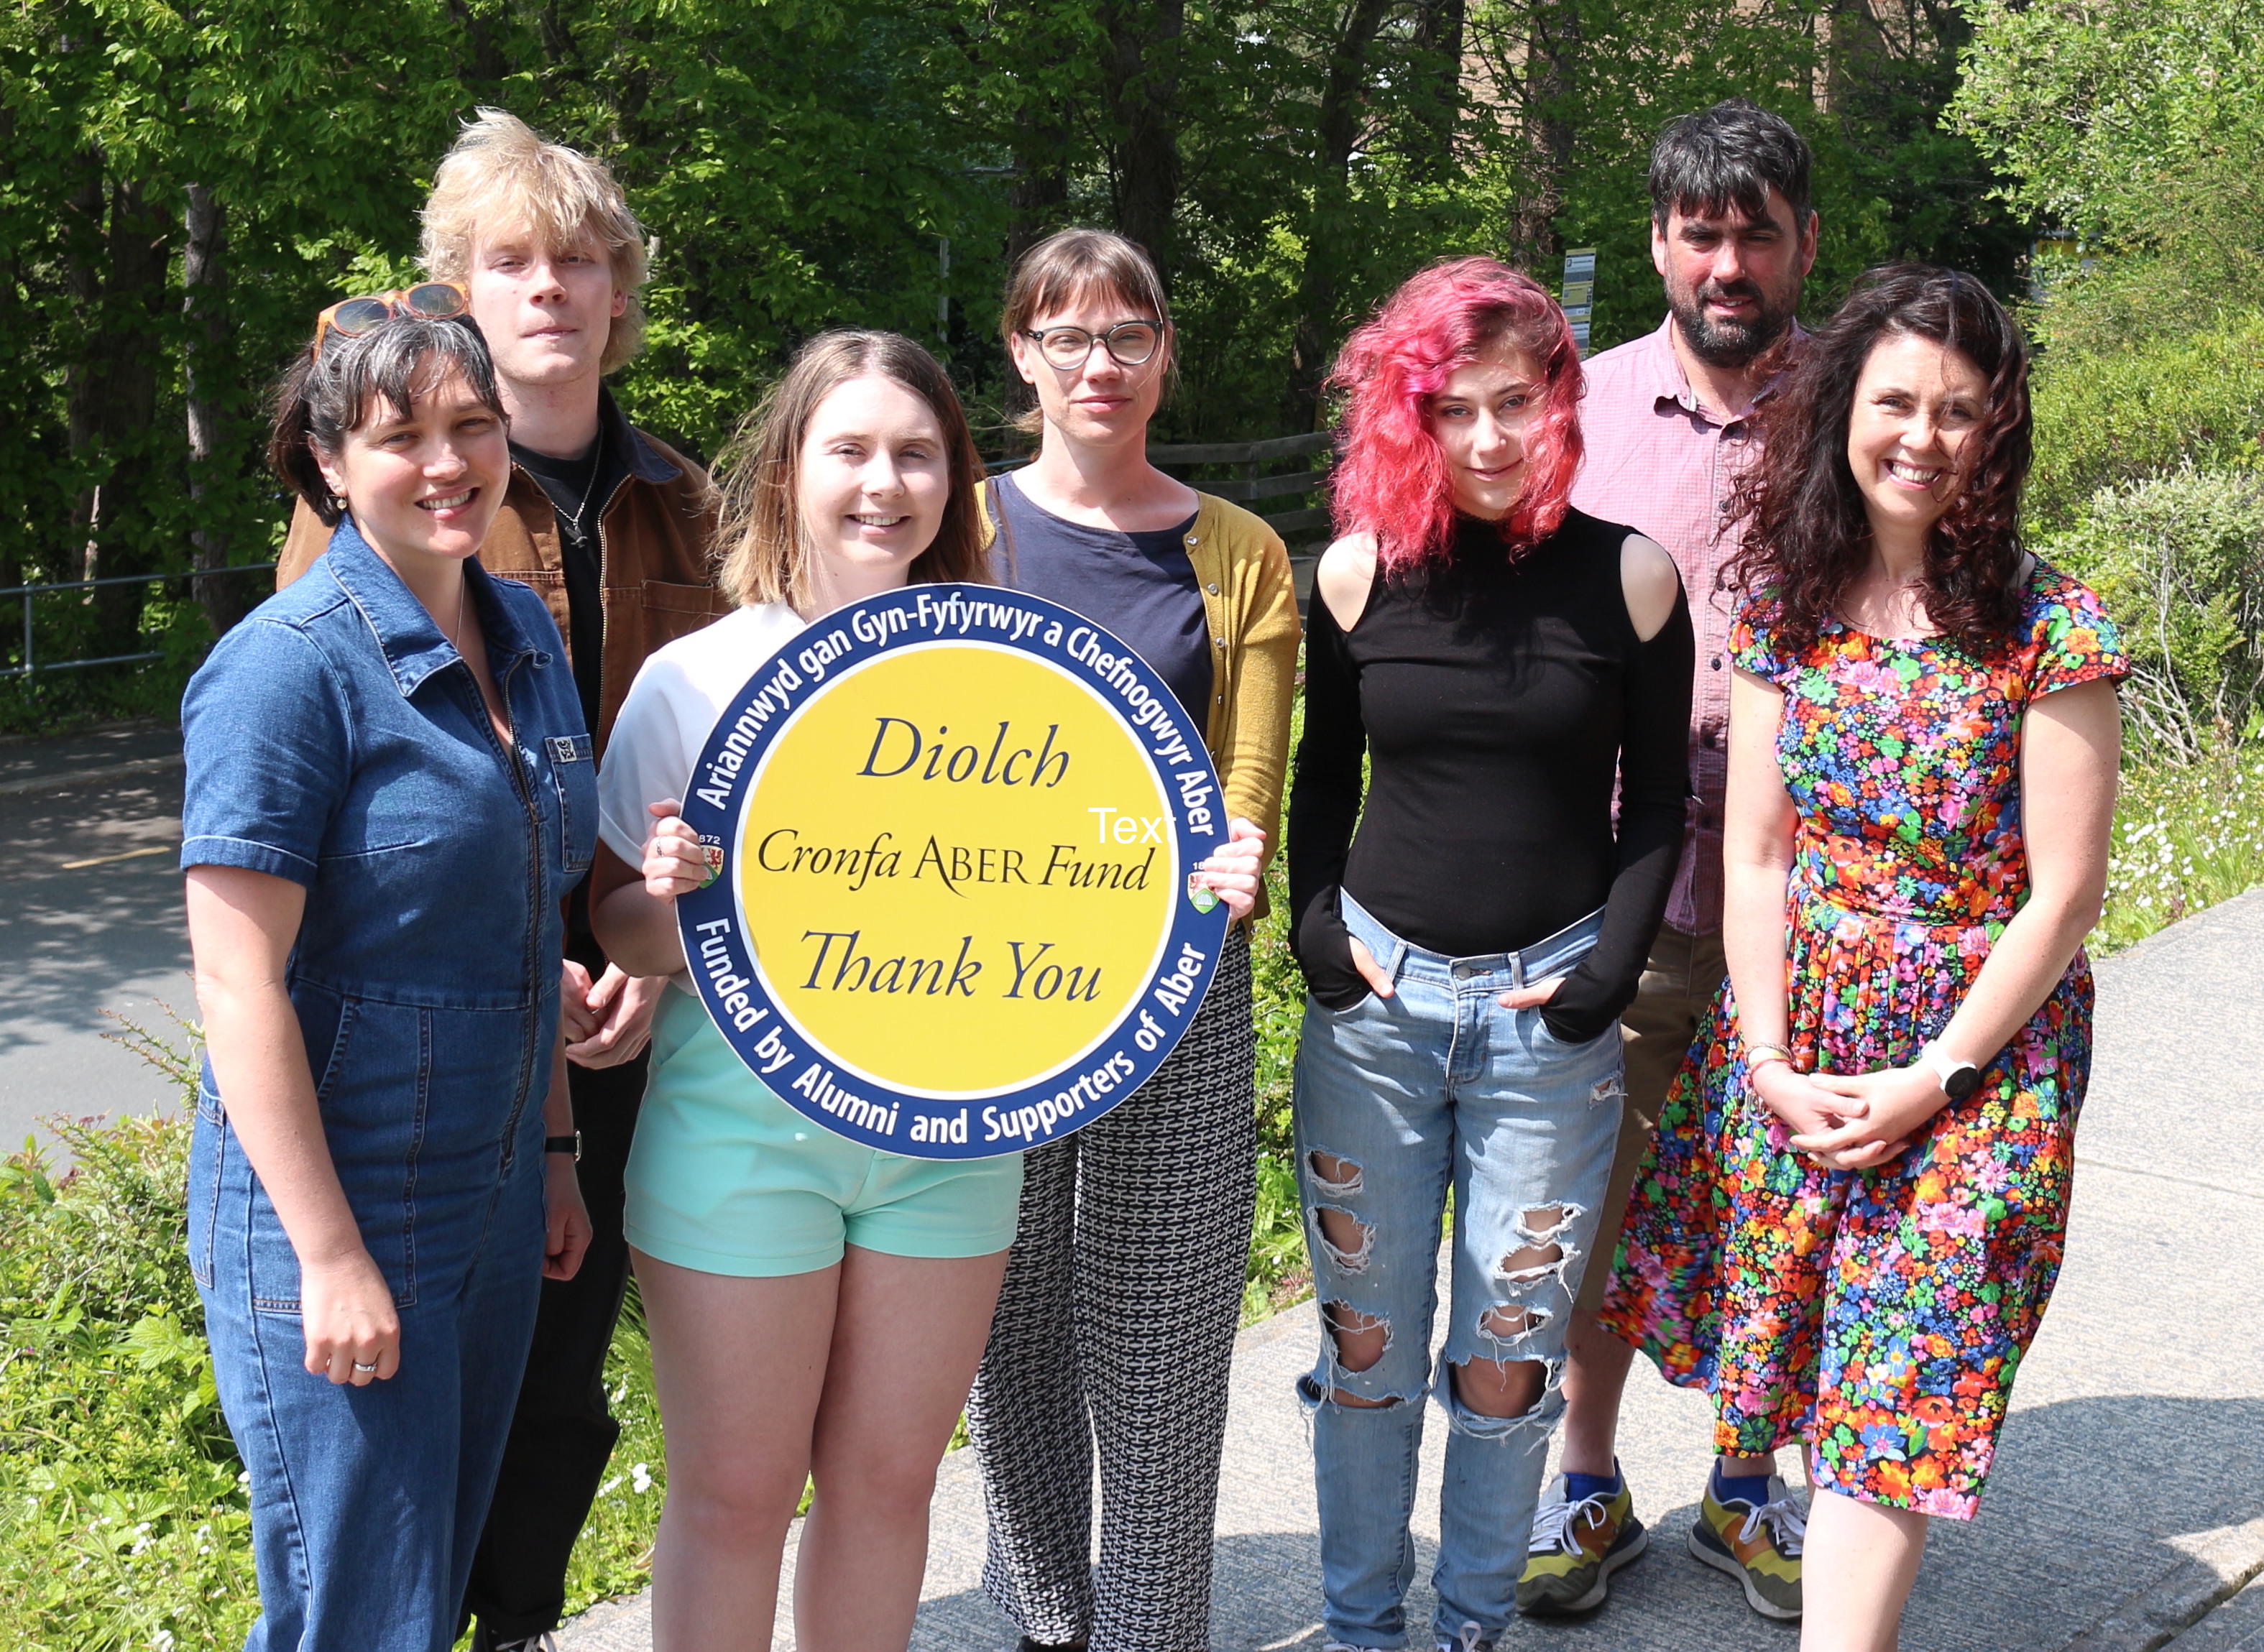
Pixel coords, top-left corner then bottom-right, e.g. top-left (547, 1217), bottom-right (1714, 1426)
top-left (1571, 318), bottom-right (1788, 936)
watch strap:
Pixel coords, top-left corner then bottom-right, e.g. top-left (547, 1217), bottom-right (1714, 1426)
top-left (544, 1132), bottom-right (582, 1162)
top-left (1920, 1042), bottom-right (1980, 1102)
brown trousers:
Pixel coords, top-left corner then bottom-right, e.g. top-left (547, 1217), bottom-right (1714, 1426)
top-left (1576, 923), bottom-right (1729, 1314)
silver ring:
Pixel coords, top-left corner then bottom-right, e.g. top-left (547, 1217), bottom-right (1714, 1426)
top-left (351, 1360), bottom-right (378, 1373)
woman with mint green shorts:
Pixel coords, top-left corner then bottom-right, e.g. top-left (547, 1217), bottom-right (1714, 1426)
top-left (590, 333), bottom-right (1029, 1651)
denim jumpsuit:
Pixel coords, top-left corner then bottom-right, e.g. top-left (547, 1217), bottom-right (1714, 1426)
top-left (180, 519), bottom-right (597, 1652)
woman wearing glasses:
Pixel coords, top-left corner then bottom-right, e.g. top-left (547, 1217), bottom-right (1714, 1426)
top-left (965, 228), bottom-right (1300, 1652)
top-left (180, 294), bottom-right (594, 1652)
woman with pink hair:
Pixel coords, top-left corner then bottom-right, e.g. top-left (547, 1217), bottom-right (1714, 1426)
top-left (1285, 257), bottom-right (1695, 1652)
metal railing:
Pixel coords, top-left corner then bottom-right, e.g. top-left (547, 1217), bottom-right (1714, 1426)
top-left (6, 436), bottom-right (1335, 679)
top-left (1, 563), bottom-right (277, 680)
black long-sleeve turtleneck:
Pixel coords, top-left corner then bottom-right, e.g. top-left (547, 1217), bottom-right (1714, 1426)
top-left (1287, 508), bottom-right (1695, 1042)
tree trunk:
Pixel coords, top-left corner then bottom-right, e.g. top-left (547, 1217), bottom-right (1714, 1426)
top-left (1284, 0), bottom-right (1395, 431)
top-left (1100, 0), bottom-right (1184, 282)
top-left (64, 169), bottom-right (175, 656)
top-left (1411, 0), bottom-right (1469, 180)
top-left (446, 0), bottom-right (512, 88)
top-left (1515, 0), bottom-right (1583, 268)
top-left (184, 183), bottom-right (249, 637)
top-left (1007, 109), bottom-right (1075, 274)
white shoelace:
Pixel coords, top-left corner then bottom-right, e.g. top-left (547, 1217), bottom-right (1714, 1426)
top-left (1436, 1620), bottom-right (1492, 1652)
top-left (1527, 1490), bottom-right (1611, 1554)
top-left (1737, 1492), bottom-right (1808, 1557)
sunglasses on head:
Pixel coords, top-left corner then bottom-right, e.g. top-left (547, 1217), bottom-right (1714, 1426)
top-left (311, 282), bottom-right (469, 361)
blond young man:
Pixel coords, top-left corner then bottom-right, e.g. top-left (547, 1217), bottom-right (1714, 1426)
top-left (278, 109), bottom-right (725, 1652)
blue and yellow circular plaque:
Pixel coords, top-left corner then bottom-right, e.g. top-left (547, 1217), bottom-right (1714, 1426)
top-left (676, 585), bottom-right (1230, 1159)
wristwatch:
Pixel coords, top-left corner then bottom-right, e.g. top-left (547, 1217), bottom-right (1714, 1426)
top-left (1920, 1041), bottom-right (1981, 1103)
top-left (544, 1132), bottom-right (583, 1162)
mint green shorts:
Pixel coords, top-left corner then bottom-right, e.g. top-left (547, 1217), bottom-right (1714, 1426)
top-left (625, 990), bottom-right (1024, 1278)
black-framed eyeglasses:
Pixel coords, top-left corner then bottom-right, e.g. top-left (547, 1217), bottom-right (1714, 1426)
top-left (1023, 320), bottom-right (1166, 369)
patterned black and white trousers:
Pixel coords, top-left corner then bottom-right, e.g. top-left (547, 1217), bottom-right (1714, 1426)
top-left (965, 928), bottom-right (1257, 1652)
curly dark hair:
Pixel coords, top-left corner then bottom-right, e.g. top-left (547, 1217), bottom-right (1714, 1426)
top-left (1724, 263), bottom-right (2032, 654)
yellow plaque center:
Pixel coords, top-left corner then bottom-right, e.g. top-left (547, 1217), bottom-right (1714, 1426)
top-left (737, 642), bottom-right (1177, 1096)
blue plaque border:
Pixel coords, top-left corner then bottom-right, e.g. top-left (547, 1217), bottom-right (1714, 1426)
top-left (675, 583), bottom-right (1230, 1160)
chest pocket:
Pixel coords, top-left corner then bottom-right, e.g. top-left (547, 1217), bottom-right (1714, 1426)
top-left (547, 732), bottom-right (598, 876)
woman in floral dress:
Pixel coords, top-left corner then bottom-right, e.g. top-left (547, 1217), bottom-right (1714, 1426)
top-left (1602, 265), bottom-right (2125, 1651)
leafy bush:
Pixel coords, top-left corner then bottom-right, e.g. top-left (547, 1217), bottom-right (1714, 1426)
top-left (0, 1106), bottom-right (260, 1652)
top-left (2025, 313), bottom-right (2264, 536)
top-left (1246, 851), bottom-right (1313, 1324)
top-left (2043, 468), bottom-right (2264, 760)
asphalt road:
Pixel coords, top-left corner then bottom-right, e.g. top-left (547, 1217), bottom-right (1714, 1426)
top-left (0, 726), bottom-right (195, 1153)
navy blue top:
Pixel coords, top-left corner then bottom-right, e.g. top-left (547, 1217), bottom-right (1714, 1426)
top-left (989, 471), bottom-right (1210, 722)
top-left (180, 519), bottom-right (596, 1206)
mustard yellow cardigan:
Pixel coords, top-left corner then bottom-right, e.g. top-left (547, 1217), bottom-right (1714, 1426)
top-left (982, 483), bottom-right (1303, 922)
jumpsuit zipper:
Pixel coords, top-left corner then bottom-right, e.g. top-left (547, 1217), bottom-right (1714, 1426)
top-left (466, 649), bottom-right (547, 1164)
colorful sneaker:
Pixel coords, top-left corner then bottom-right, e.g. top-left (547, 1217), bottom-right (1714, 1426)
top-left (1688, 1473), bottom-right (1805, 1620)
top-left (1517, 1471), bottom-right (1650, 1615)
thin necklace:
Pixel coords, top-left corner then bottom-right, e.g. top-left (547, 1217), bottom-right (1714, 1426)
top-left (441, 573), bottom-right (469, 655)
top-left (551, 435), bottom-right (604, 536)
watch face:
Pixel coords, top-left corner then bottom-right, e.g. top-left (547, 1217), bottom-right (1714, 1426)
top-left (1946, 1066), bottom-right (1982, 1102)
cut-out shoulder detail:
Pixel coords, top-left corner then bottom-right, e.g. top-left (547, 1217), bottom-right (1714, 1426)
top-left (1619, 533), bottom-right (1682, 642)
top-left (1317, 533), bottom-right (1380, 632)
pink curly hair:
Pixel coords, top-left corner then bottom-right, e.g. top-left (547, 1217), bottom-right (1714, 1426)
top-left (1327, 257), bottom-right (1584, 568)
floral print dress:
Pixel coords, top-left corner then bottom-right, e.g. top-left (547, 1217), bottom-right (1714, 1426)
top-left (1601, 563), bottom-right (2126, 1519)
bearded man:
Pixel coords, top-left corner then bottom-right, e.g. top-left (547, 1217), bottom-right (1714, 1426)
top-left (1519, 98), bottom-right (1821, 1628)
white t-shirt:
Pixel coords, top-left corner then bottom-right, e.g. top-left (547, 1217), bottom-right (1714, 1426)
top-left (597, 601), bottom-right (808, 867)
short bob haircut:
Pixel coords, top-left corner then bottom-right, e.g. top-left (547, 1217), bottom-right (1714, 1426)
top-left (1327, 257), bottom-right (1583, 568)
top-left (268, 315), bottom-right (507, 527)
top-left (1725, 263), bottom-right (2033, 653)
top-left (714, 331), bottom-right (990, 612)
top-left (1000, 228), bottom-right (1174, 436)
top-left (421, 109), bottom-right (650, 375)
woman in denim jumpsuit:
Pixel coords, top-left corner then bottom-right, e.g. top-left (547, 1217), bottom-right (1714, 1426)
top-left (180, 310), bottom-right (593, 1652)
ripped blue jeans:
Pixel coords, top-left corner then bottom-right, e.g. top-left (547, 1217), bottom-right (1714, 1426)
top-left (1293, 893), bottom-right (1625, 1647)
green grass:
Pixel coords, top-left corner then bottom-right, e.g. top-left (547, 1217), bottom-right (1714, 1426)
top-left (2, 743), bottom-right (2254, 1645)
top-left (2097, 743), bottom-right (2264, 953)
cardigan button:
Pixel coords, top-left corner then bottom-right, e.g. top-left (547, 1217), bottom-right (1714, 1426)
top-left (1206, 582), bottom-right (1220, 594)
top-left (1213, 636), bottom-right (1226, 647)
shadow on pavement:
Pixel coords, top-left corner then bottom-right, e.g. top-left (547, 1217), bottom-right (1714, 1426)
top-left (901, 1395), bottom-right (2263, 1652)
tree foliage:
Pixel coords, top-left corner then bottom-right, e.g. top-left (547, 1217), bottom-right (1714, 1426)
top-left (2, 0), bottom-right (2023, 688)
top-left (1950, 0), bottom-right (2264, 531)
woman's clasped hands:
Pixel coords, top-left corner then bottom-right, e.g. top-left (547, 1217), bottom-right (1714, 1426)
top-left (1751, 1057), bottom-right (1954, 1171)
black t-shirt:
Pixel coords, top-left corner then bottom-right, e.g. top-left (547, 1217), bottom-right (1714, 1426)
top-left (989, 471), bottom-right (1212, 723)
top-left (512, 427), bottom-right (629, 737)
top-left (1287, 509), bottom-right (1695, 1041)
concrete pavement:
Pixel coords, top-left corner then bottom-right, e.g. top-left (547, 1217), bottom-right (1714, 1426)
top-left (0, 722), bottom-right (195, 1148)
top-left (559, 887), bottom-right (2264, 1652)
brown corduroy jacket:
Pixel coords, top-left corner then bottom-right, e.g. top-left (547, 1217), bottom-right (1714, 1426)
top-left (277, 392), bottom-right (728, 755)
